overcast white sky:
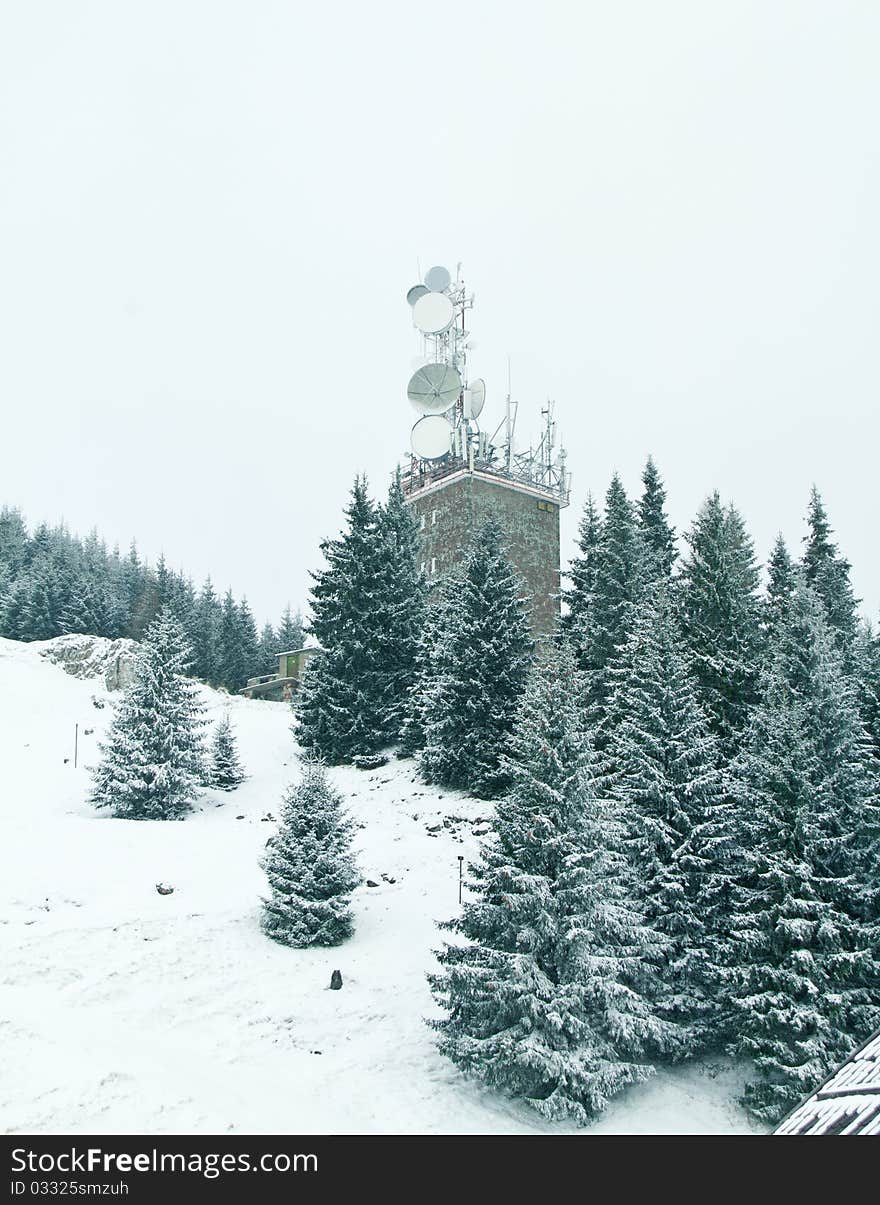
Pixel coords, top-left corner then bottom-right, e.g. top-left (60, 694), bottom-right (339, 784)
top-left (1, 1), bottom-right (878, 625)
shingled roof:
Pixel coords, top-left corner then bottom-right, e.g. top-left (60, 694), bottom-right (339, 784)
top-left (775, 1028), bottom-right (880, 1135)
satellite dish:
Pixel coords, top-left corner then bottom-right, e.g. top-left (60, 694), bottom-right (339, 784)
top-left (463, 378), bottom-right (486, 419)
top-left (424, 265), bottom-right (452, 292)
top-left (407, 363), bottom-right (462, 415)
top-left (411, 415), bottom-right (453, 460)
top-left (412, 291), bottom-right (454, 335)
top-left (406, 284), bottom-right (429, 307)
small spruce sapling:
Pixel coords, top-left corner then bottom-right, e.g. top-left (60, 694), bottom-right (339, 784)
top-left (261, 761), bottom-right (361, 947)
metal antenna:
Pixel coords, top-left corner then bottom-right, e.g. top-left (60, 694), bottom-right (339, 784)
top-left (401, 262), bottom-right (568, 506)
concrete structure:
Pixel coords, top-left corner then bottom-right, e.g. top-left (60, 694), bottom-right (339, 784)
top-left (240, 646), bottom-right (323, 701)
top-left (402, 460), bottom-right (567, 638)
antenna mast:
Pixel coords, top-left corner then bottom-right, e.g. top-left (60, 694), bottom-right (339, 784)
top-left (401, 262), bottom-right (569, 506)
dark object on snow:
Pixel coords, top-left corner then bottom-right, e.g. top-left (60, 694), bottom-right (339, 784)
top-left (366, 880), bottom-right (379, 888)
top-left (63, 757), bottom-right (70, 764)
top-left (353, 752), bottom-right (389, 770)
top-left (236, 814), bottom-right (245, 819)
top-left (83, 728), bottom-right (94, 736)
top-left (91, 696), bottom-right (105, 709)
top-left (156, 883), bottom-right (174, 896)
top-left (330, 970), bottom-right (343, 990)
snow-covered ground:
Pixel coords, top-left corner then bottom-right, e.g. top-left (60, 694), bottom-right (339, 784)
top-left (0, 636), bottom-right (764, 1135)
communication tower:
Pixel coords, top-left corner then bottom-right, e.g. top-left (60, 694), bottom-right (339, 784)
top-left (401, 264), bottom-right (570, 636)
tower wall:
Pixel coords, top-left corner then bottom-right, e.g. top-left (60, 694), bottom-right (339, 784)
top-left (405, 468), bottom-right (561, 637)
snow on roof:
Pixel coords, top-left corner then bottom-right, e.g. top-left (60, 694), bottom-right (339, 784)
top-left (775, 1028), bottom-right (880, 1136)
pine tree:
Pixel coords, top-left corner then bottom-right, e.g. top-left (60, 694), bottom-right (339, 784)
top-left (236, 598), bottom-right (261, 683)
top-left (192, 577), bottom-right (220, 683)
top-left (295, 477), bottom-right (390, 761)
top-left (802, 487), bottom-right (858, 657)
top-left (1, 572), bottom-right (33, 639)
top-left (727, 578), bottom-right (880, 1122)
top-left (570, 474), bottom-right (643, 727)
top-left (89, 608), bottom-right (207, 820)
top-left (210, 712), bottom-right (246, 790)
top-left (602, 583), bottom-right (729, 1052)
top-left (399, 593), bottom-right (443, 756)
top-left (678, 493), bottom-right (763, 753)
top-left (638, 456), bottom-right (676, 580)
top-left (419, 518), bottom-right (532, 798)
top-left (61, 575), bottom-right (110, 636)
top-left (257, 622), bottom-right (278, 674)
top-left (373, 469), bottom-right (426, 744)
top-left (765, 533), bottom-right (795, 640)
top-left (261, 760), bottom-right (360, 947)
top-left (0, 506), bottom-right (29, 578)
top-left (216, 591), bottom-right (260, 692)
top-left (562, 492), bottom-right (602, 636)
top-left (429, 643), bottom-right (670, 1122)
top-left (277, 605), bottom-right (304, 650)
top-left (854, 621), bottom-right (880, 765)
top-left (21, 557), bottom-right (63, 641)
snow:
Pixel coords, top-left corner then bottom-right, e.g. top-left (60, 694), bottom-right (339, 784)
top-left (0, 636), bottom-right (765, 1134)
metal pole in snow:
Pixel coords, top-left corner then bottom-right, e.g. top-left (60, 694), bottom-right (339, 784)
top-left (74, 723), bottom-right (78, 769)
top-left (458, 855), bottom-right (464, 905)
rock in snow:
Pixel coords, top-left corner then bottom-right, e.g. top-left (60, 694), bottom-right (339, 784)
top-left (35, 633), bottom-right (140, 692)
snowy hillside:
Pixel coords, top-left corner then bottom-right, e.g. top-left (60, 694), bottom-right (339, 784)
top-left (0, 636), bottom-right (763, 1135)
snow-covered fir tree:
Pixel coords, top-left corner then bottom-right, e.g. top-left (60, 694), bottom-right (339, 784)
top-left (429, 642), bottom-right (672, 1122)
top-left (261, 760), bottom-right (360, 947)
top-left (765, 533), bottom-right (795, 640)
top-left (569, 473), bottom-right (644, 730)
top-left (562, 491), bottom-right (602, 636)
top-left (802, 486), bottom-right (858, 658)
top-left (276, 604), bottom-right (304, 650)
top-left (637, 456), bottom-right (676, 580)
top-left (295, 476), bottom-right (389, 761)
top-left (854, 620), bottom-right (880, 765)
top-left (678, 493), bottom-right (763, 753)
top-left (89, 607), bottom-right (207, 820)
top-left (258, 621), bottom-right (279, 674)
top-left (217, 591), bottom-right (260, 693)
top-left (210, 712), bottom-right (246, 791)
top-left (61, 574), bottom-right (110, 636)
top-left (192, 577), bottom-right (220, 683)
top-left (602, 582), bottom-right (729, 1053)
top-left (419, 517), bottom-right (532, 798)
top-left (0, 507), bottom-right (277, 695)
top-left (373, 470), bottom-right (426, 745)
top-left (726, 577), bottom-right (880, 1122)
top-left (399, 593), bottom-right (443, 757)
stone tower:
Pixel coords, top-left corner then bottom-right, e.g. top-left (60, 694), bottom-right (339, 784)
top-left (403, 460), bottom-right (566, 638)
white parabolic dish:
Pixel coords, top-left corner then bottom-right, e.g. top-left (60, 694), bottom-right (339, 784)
top-left (463, 378), bottom-right (486, 419)
top-left (412, 291), bottom-right (454, 335)
top-left (407, 363), bottom-right (462, 415)
top-left (406, 284), bottom-right (429, 307)
top-left (424, 265), bottom-right (452, 292)
top-left (411, 415), bottom-right (453, 460)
